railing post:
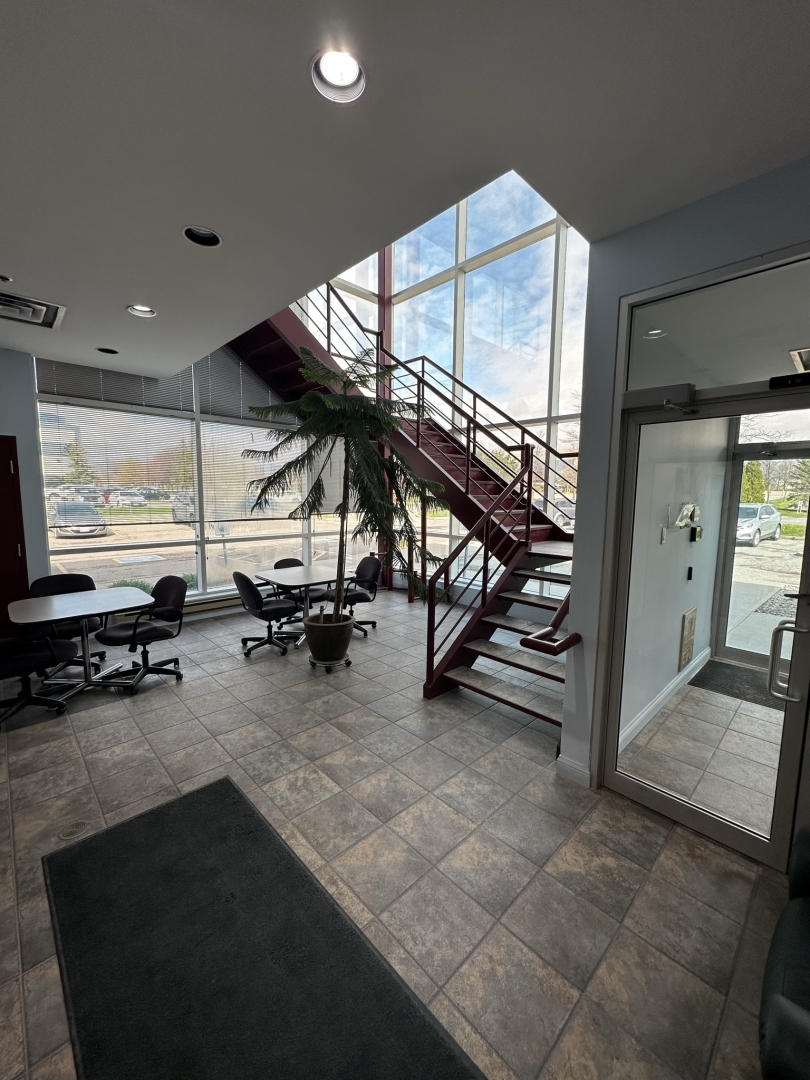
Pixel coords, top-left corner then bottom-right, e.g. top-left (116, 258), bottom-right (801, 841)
top-left (407, 538), bottom-right (414, 603)
top-left (421, 497), bottom-right (427, 586)
top-left (481, 519), bottom-right (490, 605)
top-left (416, 378), bottom-right (422, 447)
top-left (465, 418), bottom-right (471, 494)
top-left (525, 446), bottom-right (534, 544)
top-left (426, 579), bottom-right (436, 684)
top-left (326, 286), bottom-right (332, 356)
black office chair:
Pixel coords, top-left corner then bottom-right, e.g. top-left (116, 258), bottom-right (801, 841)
top-left (272, 558), bottom-right (329, 623)
top-left (233, 572), bottom-right (299, 657)
top-left (328, 555), bottom-right (382, 637)
top-left (29, 574), bottom-right (106, 674)
top-left (94, 576), bottom-right (187, 694)
top-left (0, 636), bottom-right (78, 724)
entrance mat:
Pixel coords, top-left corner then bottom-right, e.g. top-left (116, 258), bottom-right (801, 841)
top-left (44, 778), bottom-right (485, 1080)
top-left (689, 659), bottom-right (775, 710)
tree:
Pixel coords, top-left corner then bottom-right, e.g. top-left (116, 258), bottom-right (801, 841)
top-left (740, 460), bottom-right (766, 503)
top-left (790, 458), bottom-right (810, 502)
top-left (64, 439), bottom-right (96, 483)
top-left (168, 440), bottom-right (194, 490)
top-left (244, 347), bottom-right (448, 617)
top-left (118, 459), bottom-right (147, 485)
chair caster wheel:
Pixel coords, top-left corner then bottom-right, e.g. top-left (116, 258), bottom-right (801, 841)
top-left (280, 648), bottom-right (288, 657)
top-left (309, 660), bottom-right (316, 669)
top-left (175, 673), bottom-right (183, 681)
top-left (56, 703), bottom-right (67, 714)
top-left (241, 638), bottom-right (248, 646)
top-left (129, 686), bottom-right (139, 696)
top-left (98, 652), bottom-right (106, 660)
top-left (325, 666), bottom-right (333, 674)
top-left (345, 659), bottom-right (352, 667)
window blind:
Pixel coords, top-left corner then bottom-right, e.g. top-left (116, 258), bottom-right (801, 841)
top-left (194, 348), bottom-right (282, 419)
top-left (35, 358), bottom-right (195, 412)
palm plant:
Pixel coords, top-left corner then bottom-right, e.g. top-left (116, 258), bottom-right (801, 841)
top-left (244, 347), bottom-right (447, 620)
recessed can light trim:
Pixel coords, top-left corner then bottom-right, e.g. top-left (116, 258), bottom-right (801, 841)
top-left (183, 225), bottom-right (222, 247)
top-left (0, 275), bottom-right (12, 283)
top-left (97, 347), bottom-right (119, 354)
top-left (311, 50), bottom-right (366, 103)
top-left (643, 328), bottom-right (667, 339)
top-left (127, 304), bottom-right (157, 318)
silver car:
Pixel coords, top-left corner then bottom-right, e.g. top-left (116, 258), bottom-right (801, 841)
top-left (736, 503), bottom-right (781, 546)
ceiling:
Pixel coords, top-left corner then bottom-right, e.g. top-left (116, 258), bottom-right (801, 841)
top-left (2, 0), bottom-right (810, 378)
top-left (630, 257), bottom-right (810, 390)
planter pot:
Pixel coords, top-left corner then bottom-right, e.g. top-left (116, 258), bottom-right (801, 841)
top-left (304, 613), bottom-right (354, 665)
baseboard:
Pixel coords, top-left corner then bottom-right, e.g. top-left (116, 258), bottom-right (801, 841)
top-left (618, 646), bottom-right (710, 752)
top-left (554, 754), bottom-right (591, 788)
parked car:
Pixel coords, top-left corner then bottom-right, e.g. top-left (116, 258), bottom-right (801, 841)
top-left (136, 486), bottom-right (169, 500)
top-left (171, 492), bottom-right (196, 524)
top-left (736, 503), bottom-right (781, 546)
top-left (109, 489), bottom-right (148, 507)
top-left (49, 501), bottom-right (109, 538)
top-left (72, 485), bottom-right (106, 506)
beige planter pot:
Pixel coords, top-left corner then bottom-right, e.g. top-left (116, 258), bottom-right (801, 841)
top-left (303, 613), bottom-right (354, 670)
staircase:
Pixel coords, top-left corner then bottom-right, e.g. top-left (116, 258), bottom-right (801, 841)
top-left (227, 282), bottom-right (581, 738)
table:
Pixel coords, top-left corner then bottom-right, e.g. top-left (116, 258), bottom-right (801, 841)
top-left (255, 563), bottom-right (342, 619)
top-left (8, 587), bottom-right (155, 699)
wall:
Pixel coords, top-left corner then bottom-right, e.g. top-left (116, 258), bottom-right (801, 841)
top-left (618, 417), bottom-right (729, 744)
top-left (560, 152), bottom-right (810, 785)
top-left (0, 349), bottom-right (49, 581)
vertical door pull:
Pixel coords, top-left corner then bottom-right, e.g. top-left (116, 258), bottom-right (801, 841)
top-left (768, 620), bottom-right (809, 702)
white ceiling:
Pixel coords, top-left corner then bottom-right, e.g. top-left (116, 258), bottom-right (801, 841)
top-left (2, 0), bottom-right (810, 378)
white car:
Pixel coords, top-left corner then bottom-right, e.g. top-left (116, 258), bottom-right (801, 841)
top-left (110, 489), bottom-right (148, 507)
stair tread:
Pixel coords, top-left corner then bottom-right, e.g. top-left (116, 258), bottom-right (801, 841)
top-left (466, 639), bottom-right (565, 679)
top-left (514, 569), bottom-right (571, 584)
top-left (482, 613), bottom-right (540, 635)
top-left (500, 590), bottom-right (562, 610)
top-left (528, 540), bottom-right (574, 559)
top-left (444, 668), bottom-right (563, 724)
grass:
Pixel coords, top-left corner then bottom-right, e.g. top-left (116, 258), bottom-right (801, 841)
top-left (781, 523), bottom-right (806, 538)
top-left (101, 505), bottom-right (173, 520)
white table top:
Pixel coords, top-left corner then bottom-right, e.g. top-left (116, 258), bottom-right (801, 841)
top-left (8, 587), bottom-right (155, 625)
top-left (255, 563), bottom-right (340, 589)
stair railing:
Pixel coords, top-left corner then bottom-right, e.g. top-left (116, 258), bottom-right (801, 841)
top-left (291, 283), bottom-right (577, 527)
top-left (425, 454), bottom-right (533, 687)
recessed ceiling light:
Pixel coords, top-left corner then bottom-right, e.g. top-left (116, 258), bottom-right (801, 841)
top-left (97, 347), bottom-right (119, 354)
top-left (0, 275), bottom-right (12, 283)
top-left (183, 225), bottom-right (222, 247)
top-left (127, 304), bottom-right (157, 318)
top-left (311, 50), bottom-right (365, 103)
top-left (643, 328), bottom-right (667, 339)
top-left (790, 347), bottom-right (810, 372)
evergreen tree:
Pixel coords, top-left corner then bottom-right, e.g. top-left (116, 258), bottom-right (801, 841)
top-left (64, 439), bottom-right (96, 484)
top-left (740, 460), bottom-right (765, 503)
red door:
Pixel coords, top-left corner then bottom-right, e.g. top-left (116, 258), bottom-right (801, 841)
top-left (0, 436), bottom-right (30, 620)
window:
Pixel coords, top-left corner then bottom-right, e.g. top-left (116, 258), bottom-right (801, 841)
top-left (393, 280), bottom-right (455, 370)
top-left (465, 172), bottom-right (554, 258)
top-left (394, 207), bottom-right (456, 291)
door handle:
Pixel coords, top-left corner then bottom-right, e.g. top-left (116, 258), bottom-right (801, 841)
top-left (768, 620), bottom-right (810, 702)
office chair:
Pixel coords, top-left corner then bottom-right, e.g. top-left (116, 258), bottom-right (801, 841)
top-left (328, 555), bottom-right (382, 637)
top-left (29, 574), bottom-right (106, 673)
top-left (0, 636), bottom-right (78, 725)
top-left (272, 558), bottom-right (329, 622)
top-left (94, 575), bottom-right (186, 694)
top-left (233, 572), bottom-right (299, 657)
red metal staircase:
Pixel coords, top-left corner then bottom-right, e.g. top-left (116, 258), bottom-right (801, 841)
top-left (227, 283), bottom-right (581, 734)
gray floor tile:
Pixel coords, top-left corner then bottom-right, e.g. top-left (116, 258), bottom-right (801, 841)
top-left (500, 728), bottom-right (558, 767)
top-left (132, 700), bottom-right (195, 736)
top-left (214, 720), bottom-right (280, 758)
top-left (308, 691), bottom-right (362, 721)
top-left (316, 744), bottom-right (386, 788)
top-left (74, 718), bottom-right (142, 756)
top-left (541, 998), bottom-right (680, 1080)
top-left (363, 919), bottom-right (438, 1004)
top-left (18, 893), bottom-right (55, 972)
top-left (434, 768), bottom-right (512, 824)
top-left (330, 708), bottom-right (390, 739)
top-left (24, 956), bottom-right (70, 1066)
top-left (708, 1001), bottom-right (761, 1079)
top-left (718, 729), bottom-right (780, 768)
top-left (83, 737), bottom-right (156, 782)
top-left (396, 709), bottom-right (460, 741)
top-left (0, 904), bottom-right (18, 983)
top-left (103, 786), bottom-right (178, 825)
top-left (332, 826), bottom-right (430, 914)
top-left (288, 721), bottom-right (353, 761)
top-left (484, 796), bottom-right (571, 866)
top-left (677, 697), bottom-right (738, 728)
top-left (430, 995), bottom-right (518, 1080)
top-left (10, 758), bottom-right (89, 812)
top-left (445, 924), bottom-right (578, 1079)
top-left (381, 869), bottom-right (493, 985)
top-left (729, 929), bottom-right (770, 1015)
top-left (29, 1043), bottom-right (78, 1079)
top-left (579, 792), bottom-right (671, 869)
top-left (430, 727), bottom-right (497, 765)
top-left (653, 826), bottom-right (757, 923)
top-left (198, 703), bottom-right (260, 737)
top-left (263, 764), bottom-right (340, 817)
top-left (746, 872), bottom-right (788, 940)
top-left (159, 738), bottom-right (231, 784)
top-left (313, 865), bottom-right (374, 928)
top-left (368, 693), bottom-right (424, 722)
top-left (396, 744), bottom-right (464, 789)
top-left (706, 748), bottom-right (776, 796)
top-left (458, 712), bottom-right (523, 744)
top-left (92, 759), bottom-right (174, 815)
top-left (0, 978), bottom-right (25, 1080)
top-left (347, 766), bottom-right (427, 821)
top-left (518, 769), bottom-right (600, 826)
top-left (587, 928), bottom-right (724, 1080)
top-left (471, 747), bottom-right (542, 793)
top-left (627, 746), bottom-right (703, 798)
top-left (692, 774), bottom-right (774, 834)
top-left (439, 830), bottom-right (537, 917)
top-left (8, 737), bottom-right (83, 780)
top-left (388, 795), bottom-right (475, 862)
top-left (544, 831), bottom-right (647, 920)
top-left (238, 741), bottom-right (310, 786)
top-left (265, 705), bottom-right (331, 739)
top-left (293, 791), bottom-right (380, 859)
top-left (662, 711), bottom-right (726, 747)
top-left (359, 725), bottom-right (423, 762)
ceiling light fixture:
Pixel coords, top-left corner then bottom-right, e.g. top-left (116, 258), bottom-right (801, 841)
top-left (97, 347), bottom-right (119, 354)
top-left (127, 304), bottom-right (157, 318)
top-left (183, 225), bottom-right (222, 247)
top-left (643, 328), bottom-right (667, 339)
top-left (790, 348), bottom-right (810, 372)
top-left (311, 50), bottom-right (365, 103)
top-left (0, 275), bottom-right (12, 283)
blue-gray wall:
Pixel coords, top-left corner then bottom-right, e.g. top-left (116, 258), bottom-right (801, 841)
top-left (0, 349), bottom-right (49, 581)
top-left (561, 154), bottom-right (810, 783)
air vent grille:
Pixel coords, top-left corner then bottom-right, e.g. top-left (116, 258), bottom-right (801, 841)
top-left (0, 292), bottom-right (65, 328)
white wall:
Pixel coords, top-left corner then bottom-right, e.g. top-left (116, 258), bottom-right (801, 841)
top-left (560, 152), bottom-right (810, 785)
top-left (619, 417), bottom-right (729, 740)
top-left (0, 349), bottom-right (49, 581)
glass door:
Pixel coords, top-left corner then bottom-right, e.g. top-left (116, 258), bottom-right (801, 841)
top-left (604, 404), bottom-right (810, 868)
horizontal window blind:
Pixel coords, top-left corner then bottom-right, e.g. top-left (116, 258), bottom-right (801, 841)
top-left (35, 358), bottom-right (195, 412)
top-left (194, 348), bottom-right (282, 418)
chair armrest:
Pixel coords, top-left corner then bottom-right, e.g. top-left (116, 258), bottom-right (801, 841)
top-left (790, 828), bottom-right (810, 899)
top-left (761, 994), bottom-right (810, 1079)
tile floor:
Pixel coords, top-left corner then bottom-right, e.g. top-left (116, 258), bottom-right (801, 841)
top-left (620, 684), bottom-right (783, 835)
top-left (0, 590), bottom-right (786, 1080)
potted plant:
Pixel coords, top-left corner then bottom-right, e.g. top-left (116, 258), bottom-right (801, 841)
top-left (245, 348), bottom-right (447, 666)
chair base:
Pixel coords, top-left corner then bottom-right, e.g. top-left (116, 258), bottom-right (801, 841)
top-left (0, 675), bottom-right (68, 726)
top-left (350, 617), bottom-right (377, 638)
top-left (47, 648), bottom-right (107, 679)
top-left (241, 630), bottom-right (299, 658)
top-left (98, 648), bottom-right (182, 695)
